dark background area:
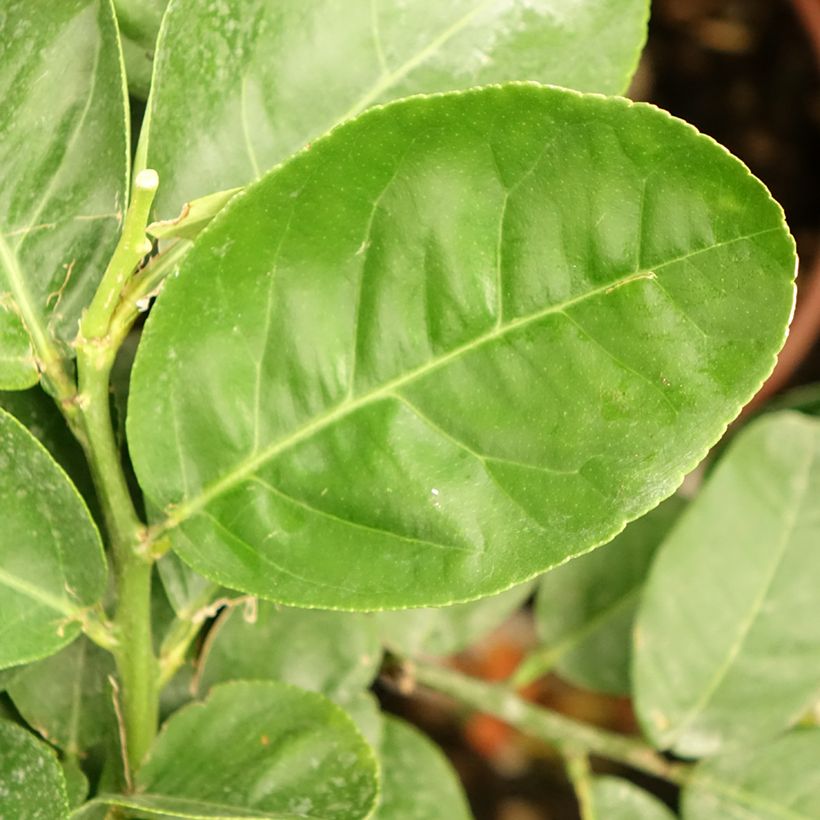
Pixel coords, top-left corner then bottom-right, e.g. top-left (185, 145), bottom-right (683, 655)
top-left (382, 2), bottom-right (820, 817)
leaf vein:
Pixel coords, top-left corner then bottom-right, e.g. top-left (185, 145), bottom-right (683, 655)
top-left (249, 474), bottom-right (476, 554)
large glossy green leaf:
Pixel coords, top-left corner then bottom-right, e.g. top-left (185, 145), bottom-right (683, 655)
top-left (0, 408), bottom-right (107, 669)
top-left (518, 496), bottom-right (685, 694)
top-left (197, 601), bottom-right (381, 700)
top-left (374, 716), bottom-right (472, 820)
top-left (142, 0), bottom-right (649, 219)
top-left (634, 412), bottom-right (820, 758)
top-left (377, 581), bottom-right (534, 657)
top-left (0, 720), bottom-right (69, 819)
top-left (0, 0), bottom-right (128, 387)
top-left (682, 729), bottom-right (820, 819)
top-left (8, 637), bottom-right (115, 755)
top-left (128, 85), bottom-right (795, 611)
top-left (589, 777), bottom-right (675, 820)
top-left (98, 681), bottom-right (379, 819)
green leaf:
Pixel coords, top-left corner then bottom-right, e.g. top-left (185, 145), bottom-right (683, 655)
top-left (99, 681), bottom-right (379, 819)
top-left (0, 311), bottom-right (37, 390)
top-left (682, 729), bottom-right (820, 819)
top-left (374, 716), bottom-right (472, 820)
top-left (129, 85), bottom-right (795, 611)
top-left (337, 691), bottom-right (383, 750)
top-left (119, 32), bottom-right (154, 100)
top-left (0, 720), bottom-right (69, 819)
top-left (61, 756), bottom-right (89, 808)
top-left (377, 581), bottom-right (534, 657)
top-left (634, 412), bottom-right (820, 757)
top-left (8, 637), bottom-right (115, 755)
top-left (518, 496), bottom-right (685, 694)
top-left (156, 550), bottom-right (217, 618)
top-left (0, 666), bottom-right (23, 691)
top-left (0, 408), bottom-right (107, 669)
top-left (197, 601), bottom-right (381, 701)
top-left (590, 776), bottom-right (675, 819)
top-left (708, 382), bottom-right (820, 471)
top-left (142, 0), bottom-right (649, 218)
top-left (0, 0), bottom-right (129, 385)
top-left (148, 188), bottom-right (243, 242)
top-left (113, 0), bottom-right (167, 99)
top-left (0, 387), bottom-right (97, 509)
top-left (159, 660), bottom-right (196, 722)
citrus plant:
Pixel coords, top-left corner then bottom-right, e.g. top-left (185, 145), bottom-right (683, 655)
top-left (1, 1), bottom-right (816, 818)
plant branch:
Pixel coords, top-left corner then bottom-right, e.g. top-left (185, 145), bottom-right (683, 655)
top-left (565, 751), bottom-right (595, 819)
top-left (76, 348), bottom-right (142, 564)
top-left (72, 170), bottom-right (162, 774)
top-left (75, 338), bottom-right (158, 772)
top-left (409, 661), bottom-right (691, 786)
top-left (80, 169), bottom-right (158, 343)
top-left (112, 554), bottom-right (157, 774)
top-left (108, 237), bottom-right (192, 353)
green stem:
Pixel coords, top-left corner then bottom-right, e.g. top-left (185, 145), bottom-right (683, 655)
top-left (75, 165), bottom-right (163, 771)
top-left (108, 237), bottom-right (192, 352)
top-left (76, 344), bottom-right (158, 774)
top-left (411, 661), bottom-right (690, 786)
top-left (76, 345), bottom-right (142, 564)
top-left (113, 553), bottom-right (157, 773)
top-left (80, 169), bottom-right (158, 342)
top-left (566, 751), bottom-right (596, 820)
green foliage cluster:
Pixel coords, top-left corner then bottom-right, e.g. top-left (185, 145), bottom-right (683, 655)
top-left (0, 1), bottom-right (815, 818)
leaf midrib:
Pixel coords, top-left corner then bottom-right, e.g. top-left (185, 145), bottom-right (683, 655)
top-left (96, 792), bottom-right (294, 819)
top-left (160, 227), bottom-right (780, 535)
top-left (0, 232), bottom-right (52, 372)
top-left (0, 564), bottom-right (79, 617)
